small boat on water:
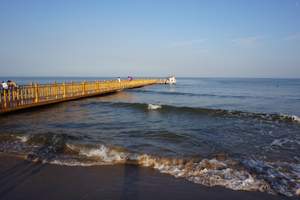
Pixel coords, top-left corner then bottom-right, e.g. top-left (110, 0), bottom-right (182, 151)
top-left (165, 76), bottom-right (176, 84)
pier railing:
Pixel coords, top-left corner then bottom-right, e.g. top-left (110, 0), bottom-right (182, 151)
top-left (0, 79), bottom-right (158, 114)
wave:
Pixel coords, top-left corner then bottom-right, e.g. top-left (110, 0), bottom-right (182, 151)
top-left (147, 104), bottom-right (162, 110)
top-left (242, 159), bottom-right (300, 197)
top-left (47, 144), bottom-right (300, 197)
top-left (0, 133), bottom-right (299, 197)
top-left (0, 132), bottom-right (81, 160)
top-left (131, 89), bottom-right (300, 102)
top-left (103, 101), bottom-right (300, 124)
top-left (24, 142), bottom-right (277, 194)
top-left (270, 138), bottom-right (300, 148)
top-left (284, 115), bottom-right (300, 123)
top-left (130, 90), bottom-right (253, 99)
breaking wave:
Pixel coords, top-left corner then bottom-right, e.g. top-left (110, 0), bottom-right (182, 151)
top-left (283, 115), bottom-right (300, 123)
top-left (0, 133), bottom-right (299, 197)
top-left (104, 101), bottom-right (300, 124)
top-left (147, 104), bottom-right (162, 110)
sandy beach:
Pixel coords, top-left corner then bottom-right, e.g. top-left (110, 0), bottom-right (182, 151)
top-left (0, 154), bottom-right (290, 200)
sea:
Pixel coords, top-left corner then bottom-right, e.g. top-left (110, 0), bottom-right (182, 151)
top-left (0, 77), bottom-right (299, 197)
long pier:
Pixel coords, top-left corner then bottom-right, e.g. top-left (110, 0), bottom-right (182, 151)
top-left (0, 79), bottom-right (160, 114)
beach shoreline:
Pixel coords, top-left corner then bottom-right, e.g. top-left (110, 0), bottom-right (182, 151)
top-left (0, 154), bottom-right (290, 200)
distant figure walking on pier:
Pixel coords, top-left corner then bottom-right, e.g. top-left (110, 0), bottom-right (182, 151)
top-left (128, 76), bottom-right (133, 81)
top-left (117, 77), bottom-right (121, 82)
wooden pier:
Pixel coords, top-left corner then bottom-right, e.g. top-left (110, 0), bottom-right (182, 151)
top-left (0, 79), bottom-right (159, 114)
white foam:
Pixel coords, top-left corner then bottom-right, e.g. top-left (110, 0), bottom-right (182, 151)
top-left (281, 114), bottom-right (300, 123)
top-left (48, 144), bottom-right (273, 194)
top-left (243, 159), bottom-right (300, 197)
top-left (148, 104), bottom-right (162, 110)
top-left (67, 144), bottom-right (128, 163)
top-left (136, 155), bottom-right (272, 193)
top-left (16, 135), bottom-right (29, 143)
top-left (291, 115), bottom-right (300, 123)
top-left (49, 159), bottom-right (104, 167)
top-left (270, 138), bottom-right (300, 147)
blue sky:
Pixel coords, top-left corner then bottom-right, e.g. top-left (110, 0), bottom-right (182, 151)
top-left (0, 0), bottom-right (300, 77)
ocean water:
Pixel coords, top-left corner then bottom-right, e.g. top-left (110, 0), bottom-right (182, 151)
top-left (0, 77), bottom-right (299, 197)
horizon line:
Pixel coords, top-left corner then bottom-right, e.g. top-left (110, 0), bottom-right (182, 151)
top-left (0, 76), bottom-right (299, 79)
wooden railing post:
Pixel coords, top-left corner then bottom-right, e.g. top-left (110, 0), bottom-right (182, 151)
top-left (63, 82), bottom-right (66, 98)
top-left (16, 87), bottom-right (20, 106)
top-left (82, 81), bottom-right (86, 95)
top-left (97, 81), bottom-right (100, 92)
top-left (54, 81), bottom-right (58, 99)
top-left (20, 87), bottom-right (24, 105)
top-left (46, 85), bottom-right (49, 100)
top-left (16, 88), bottom-right (20, 101)
top-left (3, 89), bottom-right (7, 108)
top-left (71, 82), bottom-right (74, 96)
top-left (34, 83), bottom-right (39, 103)
top-left (30, 82), bottom-right (33, 100)
top-left (24, 87), bottom-right (27, 104)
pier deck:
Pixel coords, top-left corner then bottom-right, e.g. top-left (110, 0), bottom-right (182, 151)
top-left (0, 79), bottom-right (159, 114)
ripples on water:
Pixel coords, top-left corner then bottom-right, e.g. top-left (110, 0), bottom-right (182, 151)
top-left (0, 78), bottom-right (300, 197)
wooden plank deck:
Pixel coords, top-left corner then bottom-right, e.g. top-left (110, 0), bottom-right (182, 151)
top-left (0, 79), bottom-right (159, 114)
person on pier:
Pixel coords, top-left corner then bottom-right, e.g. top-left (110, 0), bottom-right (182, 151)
top-left (7, 80), bottom-right (18, 90)
top-left (1, 81), bottom-right (8, 90)
top-left (0, 81), bottom-right (8, 96)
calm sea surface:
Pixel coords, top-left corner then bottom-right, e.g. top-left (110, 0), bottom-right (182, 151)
top-left (0, 77), bottom-right (299, 197)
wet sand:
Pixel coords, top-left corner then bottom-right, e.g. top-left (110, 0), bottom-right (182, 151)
top-left (0, 154), bottom-right (290, 200)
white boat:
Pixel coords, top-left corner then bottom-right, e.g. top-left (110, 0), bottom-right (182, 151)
top-left (165, 76), bottom-right (176, 84)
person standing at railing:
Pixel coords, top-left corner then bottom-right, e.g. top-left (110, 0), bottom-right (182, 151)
top-left (7, 80), bottom-right (17, 96)
top-left (1, 81), bottom-right (8, 93)
top-left (1, 81), bottom-right (8, 105)
top-left (7, 80), bottom-right (17, 89)
top-left (6, 80), bottom-right (18, 106)
top-left (1, 81), bottom-right (8, 90)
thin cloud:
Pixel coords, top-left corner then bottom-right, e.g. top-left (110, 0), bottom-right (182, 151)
top-left (232, 36), bottom-right (261, 47)
top-left (170, 39), bottom-right (207, 47)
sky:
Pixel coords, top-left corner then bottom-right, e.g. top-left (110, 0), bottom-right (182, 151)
top-left (0, 0), bottom-right (300, 78)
